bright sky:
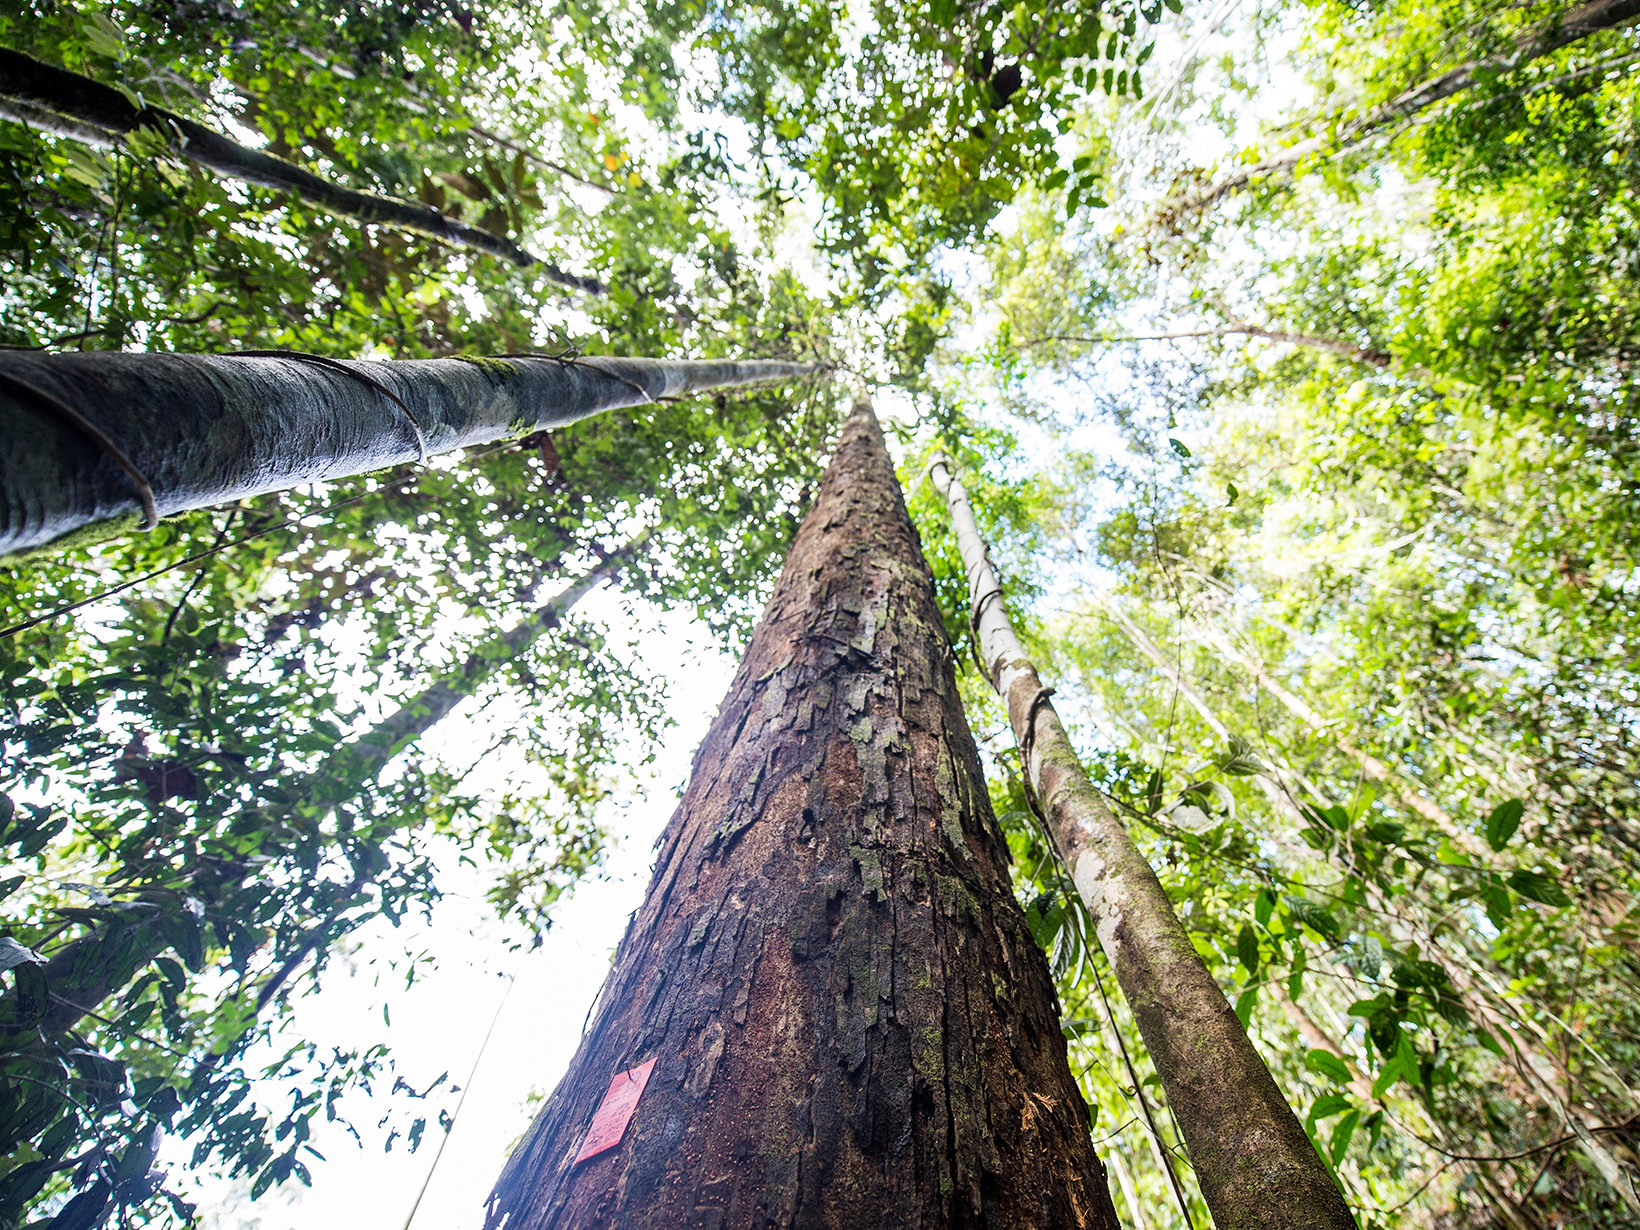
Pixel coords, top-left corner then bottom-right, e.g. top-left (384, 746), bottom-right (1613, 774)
top-left (175, 590), bottom-right (740, 1229)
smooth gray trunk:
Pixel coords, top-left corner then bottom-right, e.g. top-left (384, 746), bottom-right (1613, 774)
top-left (0, 351), bottom-right (818, 557)
top-left (930, 456), bottom-right (1357, 1230)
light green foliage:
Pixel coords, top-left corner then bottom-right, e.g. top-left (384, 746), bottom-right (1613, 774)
top-left (955, 0), bottom-right (1640, 1222)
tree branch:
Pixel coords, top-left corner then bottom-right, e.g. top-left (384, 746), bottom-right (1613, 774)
top-left (1170, 0), bottom-right (1640, 215)
top-left (0, 49), bottom-right (606, 295)
top-left (1016, 325), bottom-right (1392, 367)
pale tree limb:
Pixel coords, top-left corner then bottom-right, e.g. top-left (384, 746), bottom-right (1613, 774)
top-left (929, 455), bottom-right (1357, 1230)
top-left (1015, 325), bottom-right (1391, 367)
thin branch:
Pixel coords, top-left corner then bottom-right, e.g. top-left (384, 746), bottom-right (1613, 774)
top-left (1015, 326), bottom-right (1391, 367)
top-left (0, 50), bottom-right (605, 295)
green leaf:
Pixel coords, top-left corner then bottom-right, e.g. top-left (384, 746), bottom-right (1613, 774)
top-left (1284, 896), bottom-right (1340, 940)
top-left (1143, 768), bottom-right (1164, 814)
top-left (1306, 1049), bottom-right (1353, 1085)
top-left (1236, 923), bottom-right (1259, 974)
top-left (1305, 1092), bottom-right (1352, 1134)
top-left (1368, 1009), bottom-right (1402, 1059)
top-left (1483, 885), bottom-right (1513, 929)
top-left (1372, 1035), bottom-right (1419, 1098)
top-left (1218, 735), bottom-right (1263, 776)
top-left (1168, 437), bottom-right (1191, 458)
top-left (1234, 986), bottom-right (1257, 1027)
top-left (1288, 945), bottom-right (1307, 999)
top-left (1329, 1109), bottom-right (1360, 1165)
top-left (1226, 482), bottom-right (1239, 506)
top-left (1508, 869), bottom-right (1569, 908)
top-left (1485, 799), bottom-right (1524, 852)
top-left (1254, 888), bottom-right (1276, 928)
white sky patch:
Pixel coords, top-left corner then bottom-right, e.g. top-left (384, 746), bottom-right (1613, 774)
top-left (175, 587), bottom-right (739, 1229)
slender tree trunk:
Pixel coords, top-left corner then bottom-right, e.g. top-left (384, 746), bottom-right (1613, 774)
top-left (930, 456), bottom-right (1356, 1230)
top-left (0, 351), bottom-right (818, 557)
top-left (1172, 0), bottom-right (1640, 214)
top-left (13, 543), bottom-right (639, 1038)
top-left (0, 49), bottom-right (602, 293)
top-left (488, 402), bottom-right (1120, 1229)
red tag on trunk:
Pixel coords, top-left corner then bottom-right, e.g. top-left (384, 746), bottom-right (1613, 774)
top-left (572, 1058), bottom-right (656, 1164)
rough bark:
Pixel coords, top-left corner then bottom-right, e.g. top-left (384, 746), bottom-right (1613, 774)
top-left (0, 49), bottom-right (601, 293)
top-left (930, 456), bottom-right (1357, 1230)
top-left (0, 351), bottom-right (818, 557)
top-left (12, 545), bottom-right (637, 1039)
top-left (488, 402), bottom-right (1119, 1230)
top-left (1171, 0), bottom-right (1640, 215)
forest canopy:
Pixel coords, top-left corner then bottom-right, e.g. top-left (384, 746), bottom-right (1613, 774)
top-left (2, 0), bottom-right (1638, 1226)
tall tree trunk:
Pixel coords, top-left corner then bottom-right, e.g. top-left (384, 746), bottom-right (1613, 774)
top-left (930, 456), bottom-right (1357, 1230)
top-left (0, 49), bottom-right (602, 293)
top-left (488, 402), bottom-right (1120, 1229)
top-left (12, 542), bottom-right (640, 1038)
top-left (0, 351), bottom-right (818, 557)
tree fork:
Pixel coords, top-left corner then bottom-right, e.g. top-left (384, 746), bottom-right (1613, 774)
top-left (930, 455), bottom-right (1358, 1230)
top-left (0, 49), bottom-right (602, 293)
top-left (0, 351), bottom-right (819, 557)
top-left (487, 401), bottom-right (1120, 1229)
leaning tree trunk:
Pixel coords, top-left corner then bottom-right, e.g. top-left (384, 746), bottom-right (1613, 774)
top-left (487, 401), bottom-right (1120, 1229)
top-left (0, 351), bottom-right (818, 557)
top-left (930, 456), bottom-right (1358, 1230)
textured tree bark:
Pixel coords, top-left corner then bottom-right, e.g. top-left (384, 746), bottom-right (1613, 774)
top-left (487, 402), bottom-right (1120, 1230)
top-left (0, 49), bottom-right (601, 292)
top-left (930, 456), bottom-right (1358, 1230)
top-left (0, 351), bottom-right (818, 557)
